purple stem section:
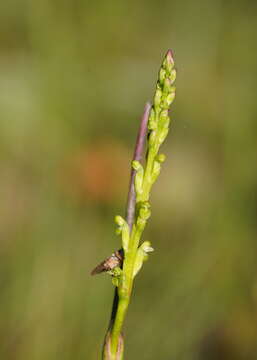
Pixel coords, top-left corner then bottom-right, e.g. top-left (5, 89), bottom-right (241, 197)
top-left (107, 102), bottom-right (150, 328)
top-left (106, 102), bottom-right (151, 347)
top-left (125, 102), bottom-right (151, 231)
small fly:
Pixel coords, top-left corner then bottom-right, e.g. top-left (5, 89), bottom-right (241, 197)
top-left (91, 249), bottom-right (123, 275)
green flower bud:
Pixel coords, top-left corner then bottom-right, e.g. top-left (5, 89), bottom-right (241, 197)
top-left (159, 109), bottom-right (168, 121)
top-left (163, 78), bottom-right (172, 95)
top-left (158, 127), bottom-right (169, 145)
top-left (157, 153), bottom-right (166, 163)
top-left (159, 110), bottom-right (169, 129)
top-left (162, 91), bottom-right (175, 109)
top-left (136, 202), bottom-right (151, 231)
top-left (148, 120), bottom-right (157, 131)
top-left (132, 160), bottom-right (141, 171)
top-left (154, 88), bottom-right (162, 108)
top-left (164, 49), bottom-right (174, 73)
top-left (166, 91), bottom-right (176, 106)
top-left (136, 217), bottom-right (146, 230)
top-left (151, 160), bottom-right (161, 184)
top-left (149, 130), bottom-right (157, 146)
top-left (114, 216), bottom-right (130, 251)
top-left (139, 202), bottom-right (151, 220)
top-left (141, 241), bottom-right (154, 253)
top-left (121, 221), bottom-right (130, 252)
top-left (133, 241), bottom-right (154, 277)
top-left (148, 111), bottom-right (158, 130)
top-left (148, 108), bottom-right (157, 130)
top-left (170, 69), bottom-right (176, 84)
top-left (153, 159), bottom-right (161, 174)
top-left (115, 215), bottom-right (124, 227)
top-left (132, 161), bottom-right (144, 195)
top-left (158, 67), bottom-right (166, 85)
top-left (109, 267), bottom-right (122, 287)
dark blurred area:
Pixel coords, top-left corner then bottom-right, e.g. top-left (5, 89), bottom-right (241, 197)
top-left (1, 1), bottom-right (257, 359)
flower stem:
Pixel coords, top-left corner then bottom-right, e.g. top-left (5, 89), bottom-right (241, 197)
top-left (102, 50), bottom-right (176, 359)
top-left (103, 103), bottom-right (150, 360)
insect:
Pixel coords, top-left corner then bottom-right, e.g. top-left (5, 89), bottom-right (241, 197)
top-left (91, 249), bottom-right (123, 275)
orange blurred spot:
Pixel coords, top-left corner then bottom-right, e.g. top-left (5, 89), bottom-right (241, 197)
top-left (62, 138), bottom-right (131, 204)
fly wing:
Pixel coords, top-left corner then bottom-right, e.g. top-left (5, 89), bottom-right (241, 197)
top-left (91, 260), bottom-right (109, 275)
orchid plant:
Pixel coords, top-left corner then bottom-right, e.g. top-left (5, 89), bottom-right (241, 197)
top-left (91, 50), bottom-right (176, 360)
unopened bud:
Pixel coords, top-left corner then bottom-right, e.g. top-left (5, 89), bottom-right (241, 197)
top-left (115, 215), bottom-right (124, 227)
top-left (170, 69), bottom-right (176, 84)
top-left (154, 88), bottom-right (162, 108)
top-left (159, 67), bottom-right (166, 85)
top-left (132, 161), bottom-right (144, 195)
top-left (157, 153), bottom-right (166, 163)
top-left (158, 128), bottom-right (169, 144)
top-left (162, 91), bottom-right (175, 109)
top-left (159, 110), bottom-right (169, 128)
top-left (149, 130), bottom-right (157, 146)
top-left (164, 49), bottom-right (175, 72)
top-left (133, 241), bottom-right (154, 277)
top-left (148, 108), bottom-right (157, 130)
top-left (163, 78), bottom-right (172, 94)
top-left (139, 202), bottom-right (151, 220)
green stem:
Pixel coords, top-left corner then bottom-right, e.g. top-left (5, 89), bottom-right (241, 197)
top-left (109, 225), bottom-right (139, 355)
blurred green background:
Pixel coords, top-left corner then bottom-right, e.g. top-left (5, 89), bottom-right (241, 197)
top-left (1, 1), bottom-right (257, 359)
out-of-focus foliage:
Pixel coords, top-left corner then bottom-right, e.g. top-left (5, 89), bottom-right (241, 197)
top-left (0, 1), bottom-right (257, 359)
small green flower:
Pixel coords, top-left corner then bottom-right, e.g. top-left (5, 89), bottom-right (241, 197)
top-left (132, 160), bottom-right (144, 195)
top-left (115, 216), bottom-right (130, 252)
top-left (108, 267), bottom-right (122, 287)
top-left (133, 241), bottom-right (154, 278)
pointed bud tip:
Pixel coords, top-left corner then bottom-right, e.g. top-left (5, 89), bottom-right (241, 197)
top-left (163, 49), bottom-right (175, 71)
top-left (166, 49), bottom-right (174, 60)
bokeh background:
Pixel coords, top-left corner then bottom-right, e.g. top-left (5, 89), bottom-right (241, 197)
top-left (1, 1), bottom-right (257, 359)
